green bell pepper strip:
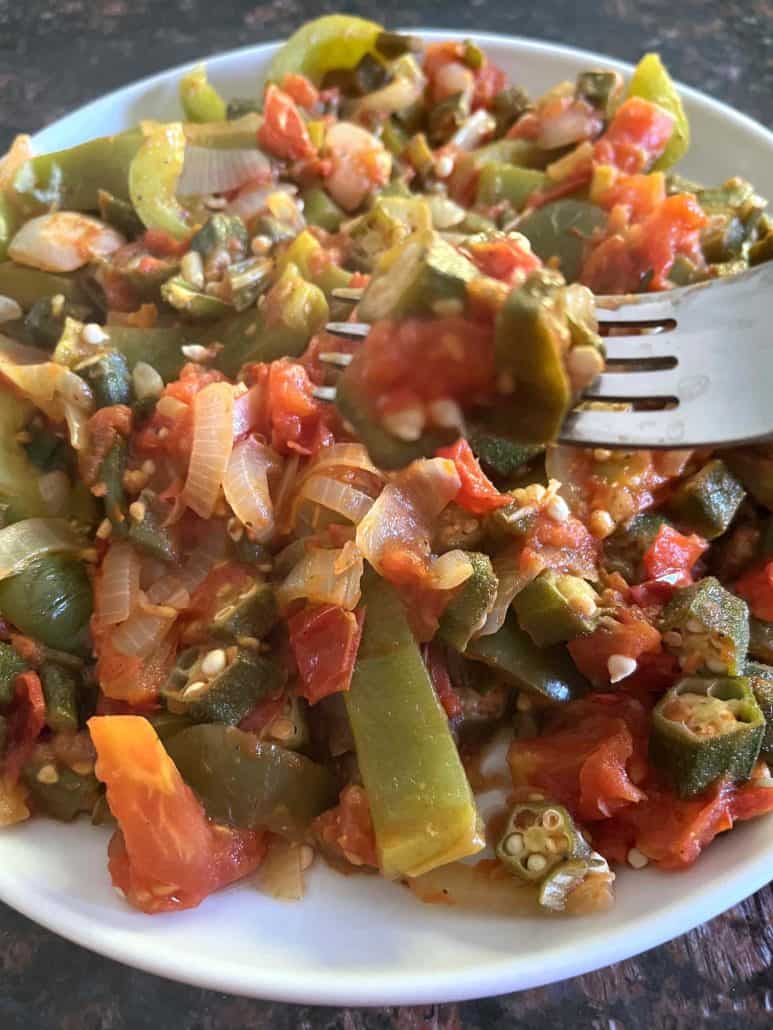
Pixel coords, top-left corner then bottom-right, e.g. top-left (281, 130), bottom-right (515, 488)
top-left (497, 799), bottom-right (591, 882)
top-left (21, 760), bottom-right (101, 822)
top-left (466, 611), bottom-right (589, 703)
top-left (127, 489), bottom-right (180, 564)
top-left (75, 350), bottom-right (132, 408)
top-left (344, 571), bottom-right (483, 878)
top-left (517, 200), bottom-right (607, 283)
top-left (98, 439), bottom-right (128, 536)
top-left (0, 555), bottom-right (92, 654)
top-left (437, 552), bottom-right (498, 652)
top-left (164, 646), bottom-right (283, 725)
top-left (627, 53), bottom-right (689, 171)
top-left (40, 662), bottom-right (79, 733)
top-left (650, 676), bottom-right (765, 797)
top-left (165, 723), bottom-right (338, 834)
top-left (0, 642), bottom-right (27, 707)
top-left (267, 14), bottom-right (383, 85)
top-left (602, 511), bottom-right (673, 583)
top-left (475, 163), bottom-right (546, 211)
top-left (659, 576), bottom-right (749, 677)
top-left (745, 660), bottom-right (773, 761)
top-left (128, 123), bottom-right (190, 241)
top-left (145, 710), bottom-right (193, 742)
top-left (160, 275), bottom-right (232, 320)
top-left (513, 569), bottom-right (599, 647)
top-left (666, 459), bottom-right (746, 540)
top-left (103, 325), bottom-right (187, 383)
top-left (0, 387), bottom-right (51, 521)
top-left (301, 188), bottom-right (346, 233)
top-left (210, 580), bottom-right (277, 642)
top-left (11, 131), bottom-right (143, 216)
top-left (97, 189), bottom-right (144, 237)
top-left (189, 212), bottom-right (248, 262)
top-left (724, 447), bottom-right (773, 511)
top-left (0, 262), bottom-right (89, 309)
top-left (467, 429), bottom-right (542, 480)
top-left (179, 64), bottom-right (227, 123)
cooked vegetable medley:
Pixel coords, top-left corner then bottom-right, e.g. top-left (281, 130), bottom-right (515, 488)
top-left (0, 17), bottom-right (771, 915)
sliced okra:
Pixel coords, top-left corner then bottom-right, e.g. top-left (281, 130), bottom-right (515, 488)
top-left (496, 800), bottom-right (591, 883)
top-left (659, 576), bottom-right (749, 676)
top-left (513, 569), bottom-right (599, 647)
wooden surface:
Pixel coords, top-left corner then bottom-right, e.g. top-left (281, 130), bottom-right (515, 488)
top-left (0, 1), bottom-right (771, 1025)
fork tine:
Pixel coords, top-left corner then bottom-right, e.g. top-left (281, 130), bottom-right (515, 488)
top-left (559, 407), bottom-right (690, 448)
top-left (583, 370), bottom-right (681, 401)
top-left (602, 337), bottom-right (678, 363)
top-left (595, 293), bottom-right (678, 326)
top-left (325, 321), bottom-right (370, 339)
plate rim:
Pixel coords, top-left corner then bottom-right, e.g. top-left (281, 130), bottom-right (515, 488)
top-left (6, 27), bottom-right (773, 1005)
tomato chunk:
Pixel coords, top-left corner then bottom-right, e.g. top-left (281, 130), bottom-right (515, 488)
top-left (462, 234), bottom-right (541, 287)
top-left (594, 97), bottom-right (675, 173)
top-left (436, 438), bottom-right (510, 515)
top-left (641, 524), bottom-right (708, 586)
top-left (569, 612), bottom-right (662, 688)
top-left (736, 561), bottom-right (773, 621)
top-left (89, 716), bottom-right (265, 912)
top-left (3, 671), bottom-right (46, 782)
top-left (313, 784), bottom-right (378, 868)
top-left (258, 84), bottom-right (316, 162)
top-left (288, 604), bottom-right (364, 705)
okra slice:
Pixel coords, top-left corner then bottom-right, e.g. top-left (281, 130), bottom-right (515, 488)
top-left (724, 446), bottom-right (773, 512)
top-left (466, 611), bottom-right (589, 703)
top-left (496, 800), bottom-right (590, 883)
top-left (189, 213), bottom-right (248, 262)
top-left (21, 760), bottom-right (101, 822)
top-left (650, 676), bottom-right (765, 797)
top-left (127, 489), bottom-right (180, 564)
top-left (518, 200), bottom-right (607, 283)
top-left (745, 660), bottom-right (773, 761)
top-left (346, 196), bottom-right (431, 272)
top-left (0, 642), bottom-right (27, 707)
top-left (659, 576), bottom-right (749, 676)
top-left (160, 275), bottom-right (231, 320)
top-left (437, 552), bottom-right (498, 652)
top-left (210, 580), bottom-right (278, 643)
top-left (467, 428), bottom-right (543, 480)
top-left (97, 439), bottom-right (128, 536)
top-left (75, 350), bottom-right (132, 408)
top-left (667, 459), bottom-right (746, 540)
top-left (603, 511), bottom-right (673, 583)
top-left (40, 662), bottom-right (79, 733)
top-left (358, 230), bottom-right (477, 322)
top-left (163, 645), bottom-right (283, 725)
top-left (538, 856), bottom-right (610, 912)
top-left (576, 70), bottom-right (622, 117)
top-left (513, 570), bottom-right (599, 647)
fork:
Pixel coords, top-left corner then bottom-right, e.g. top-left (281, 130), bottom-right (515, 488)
top-left (316, 262), bottom-right (773, 449)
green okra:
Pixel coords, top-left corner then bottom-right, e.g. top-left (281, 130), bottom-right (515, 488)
top-left (437, 552), bottom-right (498, 652)
top-left (75, 350), bottom-right (132, 408)
top-left (21, 760), bottom-right (101, 822)
top-left (518, 200), bottom-right (607, 283)
top-left (0, 555), bottom-right (92, 655)
top-left (496, 799), bottom-right (590, 882)
top-left (0, 642), bottom-right (27, 707)
top-left (475, 163), bottom-right (546, 211)
top-left (40, 662), bottom-right (79, 733)
top-left (659, 576), bottom-right (749, 677)
top-left (513, 569), bottom-right (599, 647)
top-left (667, 459), bottom-right (746, 540)
top-left (745, 660), bottom-right (773, 761)
top-left (210, 580), bottom-right (278, 642)
top-left (163, 645), bottom-right (283, 726)
top-left (127, 489), bottom-right (180, 564)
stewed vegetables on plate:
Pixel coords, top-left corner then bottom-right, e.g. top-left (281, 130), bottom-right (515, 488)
top-left (0, 15), bottom-right (771, 916)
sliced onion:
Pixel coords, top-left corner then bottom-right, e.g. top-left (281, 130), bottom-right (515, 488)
top-left (37, 470), bottom-right (71, 515)
top-left (178, 146), bottom-right (271, 196)
top-left (226, 181), bottom-right (296, 224)
top-left (111, 606), bottom-right (175, 658)
top-left (538, 100), bottom-right (602, 150)
top-left (277, 544), bottom-right (363, 612)
top-left (259, 838), bottom-right (304, 901)
top-left (145, 573), bottom-right (190, 610)
top-left (297, 443), bottom-right (382, 488)
top-left (428, 549), bottom-right (474, 591)
top-left (450, 109), bottom-right (496, 151)
top-left (478, 543), bottom-right (541, 637)
top-left (182, 381), bottom-right (234, 518)
top-left (0, 518), bottom-right (84, 582)
top-left (291, 476), bottom-right (374, 529)
top-left (356, 458), bottom-right (461, 580)
top-left (274, 453), bottom-right (301, 533)
top-left (97, 541), bottom-right (140, 625)
top-left (223, 436), bottom-right (275, 541)
top-left (8, 212), bottom-right (125, 272)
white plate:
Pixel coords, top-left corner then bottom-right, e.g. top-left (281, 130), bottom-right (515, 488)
top-left (2, 30), bottom-right (772, 1006)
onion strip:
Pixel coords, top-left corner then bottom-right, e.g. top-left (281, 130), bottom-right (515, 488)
top-left (277, 545), bottom-right (363, 612)
top-left (291, 475), bottom-right (374, 529)
top-left (97, 541), bottom-right (141, 625)
top-left (223, 437), bottom-right (276, 541)
top-left (178, 146), bottom-right (271, 196)
top-left (182, 382), bottom-right (234, 518)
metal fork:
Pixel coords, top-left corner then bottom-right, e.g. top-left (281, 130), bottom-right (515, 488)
top-left (317, 262), bottom-right (773, 449)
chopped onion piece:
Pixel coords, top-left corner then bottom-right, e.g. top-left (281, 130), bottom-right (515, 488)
top-left (428, 549), bottom-right (474, 590)
top-left (8, 212), bottom-right (125, 272)
top-left (111, 606), bottom-right (175, 658)
top-left (223, 436), bottom-right (275, 542)
top-left (450, 109), bottom-right (496, 151)
top-left (259, 838), bottom-right (305, 901)
top-left (178, 146), bottom-right (271, 196)
top-left (182, 381), bottom-right (234, 518)
top-left (277, 545), bottom-right (364, 612)
top-left (97, 541), bottom-right (141, 625)
top-left (297, 442), bottom-right (382, 488)
top-left (0, 518), bottom-right (84, 582)
top-left (227, 181), bottom-right (295, 224)
top-left (291, 475), bottom-right (373, 529)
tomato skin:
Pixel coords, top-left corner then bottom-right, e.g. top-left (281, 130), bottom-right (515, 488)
top-left (288, 605), bottom-right (364, 705)
top-left (435, 439), bottom-right (510, 515)
top-left (472, 61), bottom-right (508, 110)
top-left (597, 171), bottom-right (666, 222)
top-left (92, 620), bottom-right (175, 705)
top-left (3, 671), bottom-right (46, 782)
top-left (462, 235), bottom-right (541, 286)
top-left (594, 97), bottom-right (675, 173)
top-left (569, 612), bottom-right (662, 688)
top-left (641, 524), bottom-right (708, 586)
top-left (736, 561), bottom-right (773, 621)
top-left (313, 784), bottom-right (378, 868)
top-left (258, 85), bottom-right (316, 162)
top-left (90, 715), bottom-right (266, 913)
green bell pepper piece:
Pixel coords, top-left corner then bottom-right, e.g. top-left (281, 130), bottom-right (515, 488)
top-left (302, 187), bottom-right (346, 233)
top-left (603, 511), bottom-right (673, 583)
top-left (75, 350), bottom-right (132, 408)
top-left (345, 571), bottom-right (483, 878)
top-left (513, 569), bottom-right (599, 647)
top-left (164, 645), bottom-right (282, 725)
top-left (179, 64), bottom-right (227, 123)
top-left (129, 123), bottom-right (190, 240)
top-left (0, 642), bottom-right (27, 706)
top-left (475, 163), bottom-right (546, 211)
top-left (659, 576), bottom-right (749, 677)
top-left (496, 799), bottom-right (590, 882)
top-left (437, 552), bottom-right (498, 652)
top-left (40, 662), bottom-right (79, 733)
top-left (127, 489), bottom-right (180, 564)
top-left (97, 189), bottom-right (144, 237)
top-left (650, 676), bottom-right (764, 797)
top-left (745, 660), bottom-right (773, 761)
top-left (0, 194), bottom-right (19, 263)
top-left (322, 52), bottom-right (390, 97)
top-left (165, 723), bottom-right (337, 833)
top-left (627, 53), bottom-right (689, 170)
top-left (145, 710), bottom-right (194, 742)
top-left (0, 555), bottom-right (92, 654)
top-left (277, 230), bottom-right (352, 295)
top-left (518, 200), bottom-right (607, 283)
top-left (666, 459), bottom-right (746, 540)
top-left (103, 325), bottom-right (187, 383)
top-left (0, 262), bottom-right (89, 309)
top-left (11, 131), bottom-right (143, 216)
top-left (21, 760), bottom-right (101, 821)
top-left (724, 446), bottom-right (773, 511)
top-left (466, 611), bottom-right (589, 703)
top-left (267, 15), bottom-right (383, 86)
top-left (210, 580), bottom-right (277, 642)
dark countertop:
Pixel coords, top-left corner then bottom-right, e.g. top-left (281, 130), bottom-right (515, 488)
top-left (1, 1), bottom-right (772, 1026)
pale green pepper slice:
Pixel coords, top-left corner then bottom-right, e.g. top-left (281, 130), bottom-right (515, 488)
top-left (267, 15), bottom-right (383, 85)
top-left (627, 53), bottom-right (689, 170)
top-left (129, 123), bottom-right (190, 240)
top-left (179, 64), bottom-right (227, 123)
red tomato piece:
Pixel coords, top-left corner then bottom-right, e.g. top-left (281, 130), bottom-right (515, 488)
top-left (280, 72), bottom-right (320, 110)
top-left (266, 358), bottom-right (334, 456)
top-left (92, 621), bottom-right (176, 706)
top-left (257, 85), bottom-right (316, 162)
top-left (569, 612), bottom-right (662, 688)
top-left (596, 171), bottom-right (666, 222)
top-left (435, 438), bottom-right (510, 515)
top-left (89, 716), bottom-right (266, 913)
top-left (3, 671), bottom-right (46, 782)
top-left (141, 229), bottom-right (189, 258)
top-left (641, 524), bottom-right (708, 586)
top-left (288, 604), bottom-right (364, 705)
top-left (462, 234), bottom-right (542, 286)
top-left (593, 96), bottom-right (675, 173)
top-left (313, 784), bottom-right (378, 868)
top-left (472, 61), bottom-right (508, 110)
top-left (736, 561), bottom-right (773, 621)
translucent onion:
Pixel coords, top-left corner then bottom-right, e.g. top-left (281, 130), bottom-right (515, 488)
top-left (223, 436), bottom-right (275, 542)
top-left (178, 146), bottom-right (271, 196)
top-left (0, 518), bottom-right (84, 582)
top-left (277, 545), bottom-right (364, 612)
top-left (538, 102), bottom-right (603, 150)
top-left (97, 541), bottom-right (141, 625)
top-left (355, 458), bottom-right (461, 579)
top-left (428, 549), bottom-right (474, 591)
top-left (259, 839), bottom-right (305, 902)
top-left (145, 574), bottom-right (190, 611)
top-left (8, 212), bottom-right (125, 272)
top-left (111, 606), bottom-right (175, 658)
top-left (478, 544), bottom-right (542, 637)
top-left (182, 381), bottom-right (234, 518)
top-left (450, 109), bottom-right (497, 151)
top-left (291, 475), bottom-right (373, 529)
top-left (226, 181), bottom-right (296, 224)
top-left (296, 442), bottom-right (382, 489)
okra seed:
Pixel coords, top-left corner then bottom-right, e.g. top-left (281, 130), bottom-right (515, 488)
top-left (526, 853), bottom-right (548, 873)
top-left (200, 648), bottom-right (227, 679)
top-left (434, 154), bottom-right (454, 178)
top-left (686, 619), bottom-right (704, 634)
top-left (592, 449), bottom-right (612, 463)
top-left (542, 809), bottom-right (562, 830)
top-left (0, 295), bottom-right (23, 323)
top-left (251, 235), bottom-right (272, 255)
top-left (132, 361), bottom-right (164, 400)
top-left (71, 761), bottom-right (94, 776)
top-left (183, 680), bottom-right (209, 699)
top-left (516, 693), bottom-right (532, 712)
top-left (205, 195), bottom-right (227, 210)
top-left (607, 653), bottom-right (637, 684)
top-left (96, 518), bottom-right (113, 540)
top-left (502, 832), bottom-right (524, 856)
top-left (181, 343), bottom-right (213, 363)
top-left (81, 322), bottom-right (109, 345)
top-left (382, 406), bottom-right (425, 442)
top-left (627, 848), bottom-right (649, 869)
top-left (589, 509), bottom-right (615, 539)
top-left (428, 397), bottom-right (463, 428)
top-left (36, 764), bottom-right (59, 784)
